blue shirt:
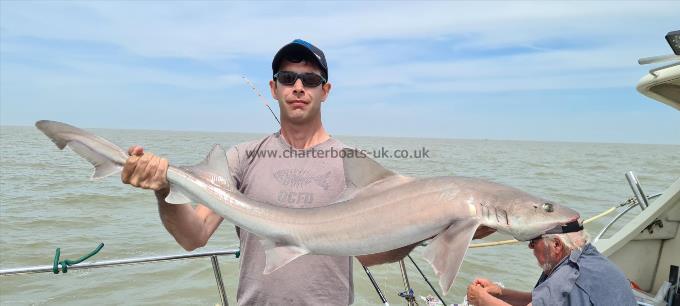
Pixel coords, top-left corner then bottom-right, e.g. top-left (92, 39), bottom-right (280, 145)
top-left (532, 243), bottom-right (637, 306)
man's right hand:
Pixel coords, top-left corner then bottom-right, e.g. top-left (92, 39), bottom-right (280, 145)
top-left (121, 145), bottom-right (169, 191)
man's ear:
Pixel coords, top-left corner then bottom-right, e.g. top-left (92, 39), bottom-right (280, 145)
top-left (551, 237), bottom-right (565, 255)
top-left (269, 79), bottom-right (277, 99)
top-left (321, 82), bottom-right (332, 102)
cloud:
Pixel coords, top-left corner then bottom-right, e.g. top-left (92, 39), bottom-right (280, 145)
top-left (3, 2), bottom-right (679, 58)
top-left (1, 1), bottom-right (678, 143)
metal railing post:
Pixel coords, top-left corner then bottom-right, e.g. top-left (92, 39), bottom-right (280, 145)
top-left (626, 171), bottom-right (649, 210)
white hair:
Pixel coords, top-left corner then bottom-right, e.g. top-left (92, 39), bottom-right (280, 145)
top-left (537, 230), bottom-right (590, 272)
top-left (543, 230), bottom-right (590, 251)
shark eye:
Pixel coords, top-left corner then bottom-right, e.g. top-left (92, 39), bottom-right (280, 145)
top-left (542, 203), bottom-right (554, 212)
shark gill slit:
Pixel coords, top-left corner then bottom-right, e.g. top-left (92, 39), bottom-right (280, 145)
top-left (497, 209), bottom-right (509, 226)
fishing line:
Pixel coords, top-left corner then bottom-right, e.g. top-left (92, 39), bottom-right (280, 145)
top-left (242, 75), bottom-right (281, 125)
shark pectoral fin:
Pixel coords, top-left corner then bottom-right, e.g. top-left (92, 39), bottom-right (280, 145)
top-left (164, 185), bottom-right (193, 204)
top-left (423, 219), bottom-right (480, 295)
top-left (262, 241), bottom-right (309, 274)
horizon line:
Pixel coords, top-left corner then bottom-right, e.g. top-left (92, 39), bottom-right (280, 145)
top-left (2, 123), bottom-right (678, 146)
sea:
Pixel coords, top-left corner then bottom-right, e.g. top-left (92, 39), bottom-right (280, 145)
top-left (1, 125), bottom-right (678, 305)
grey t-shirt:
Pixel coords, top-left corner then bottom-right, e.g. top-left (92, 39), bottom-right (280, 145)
top-left (226, 132), bottom-right (353, 306)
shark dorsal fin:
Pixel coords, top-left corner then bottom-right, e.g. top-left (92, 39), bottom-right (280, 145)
top-left (188, 144), bottom-right (235, 191)
top-left (166, 144), bottom-right (235, 204)
top-left (340, 148), bottom-right (396, 189)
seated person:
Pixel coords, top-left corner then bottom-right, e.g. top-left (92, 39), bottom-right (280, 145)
top-left (467, 229), bottom-right (636, 306)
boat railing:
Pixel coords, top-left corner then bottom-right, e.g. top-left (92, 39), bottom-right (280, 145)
top-left (593, 171), bottom-right (663, 243)
top-left (0, 248), bottom-right (239, 306)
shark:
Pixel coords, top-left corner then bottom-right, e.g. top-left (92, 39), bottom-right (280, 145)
top-left (35, 120), bottom-right (581, 294)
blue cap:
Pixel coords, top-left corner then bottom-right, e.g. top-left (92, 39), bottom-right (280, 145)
top-left (272, 39), bottom-right (328, 80)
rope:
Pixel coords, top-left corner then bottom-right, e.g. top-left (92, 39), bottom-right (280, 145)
top-left (469, 205), bottom-right (619, 249)
top-left (583, 206), bottom-right (617, 225)
top-left (52, 243), bottom-right (104, 274)
top-left (398, 259), bottom-right (417, 305)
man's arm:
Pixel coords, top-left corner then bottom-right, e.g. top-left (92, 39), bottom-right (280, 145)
top-left (495, 288), bottom-right (532, 306)
top-left (357, 226), bottom-right (497, 266)
top-left (357, 243), bottom-right (419, 266)
top-left (154, 189), bottom-right (224, 251)
top-left (122, 146), bottom-right (224, 251)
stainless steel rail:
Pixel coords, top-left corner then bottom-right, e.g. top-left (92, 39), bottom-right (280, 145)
top-left (0, 248), bottom-right (239, 305)
top-left (593, 193), bottom-right (662, 243)
top-left (626, 171), bottom-right (650, 210)
top-left (594, 171), bottom-right (661, 243)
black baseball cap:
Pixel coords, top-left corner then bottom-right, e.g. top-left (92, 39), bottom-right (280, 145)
top-left (529, 220), bottom-right (584, 241)
top-left (272, 39), bottom-right (328, 80)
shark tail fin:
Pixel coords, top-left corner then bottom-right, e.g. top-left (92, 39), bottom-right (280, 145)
top-left (35, 120), bottom-right (128, 180)
top-left (165, 144), bottom-right (236, 204)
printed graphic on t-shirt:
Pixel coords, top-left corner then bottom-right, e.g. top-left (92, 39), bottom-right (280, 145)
top-left (277, 190), bottom-right (314, 205)
top-left (273, 168), bottom-right (331, 190)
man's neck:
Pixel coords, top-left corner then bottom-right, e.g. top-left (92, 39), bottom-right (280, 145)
top-left (280, 119), bottom-right (330, 149)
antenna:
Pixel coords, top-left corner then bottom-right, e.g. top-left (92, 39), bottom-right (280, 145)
top-left (242, 75), bottom-right (281, 125)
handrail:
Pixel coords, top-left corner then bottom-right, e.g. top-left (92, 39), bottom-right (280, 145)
top-left (0, 248), bottom-right (239, 306)
top-left (593, 193), bottom-right (662, 243)
top-left (0, 248), bottom-right (239, 276)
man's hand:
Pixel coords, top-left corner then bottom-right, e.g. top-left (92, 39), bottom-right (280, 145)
top-left (121, 145), bottom-right (169, 191)
top-left (471, 278), bottom-right (502, 296)
top-left (468, 282), bottom-right (493, 305)
top-left (474, 226), bottom-right (497, 239)
top-left (357, 242), bottom-right (418, 266)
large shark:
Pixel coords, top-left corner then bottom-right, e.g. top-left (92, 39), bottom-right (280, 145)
top-left (36, 120), bottom-right (581, 294)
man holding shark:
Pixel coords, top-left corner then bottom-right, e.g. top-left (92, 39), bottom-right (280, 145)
top-left (119, 39), bottom-right (497, 304)
top-left (35, 37), bottom-right (592, 306)
top-left (120, 39), bottom-right (495, 305)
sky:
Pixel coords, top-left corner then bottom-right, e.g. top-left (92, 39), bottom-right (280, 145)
top-left (1, 1), bottom-right (679, 144)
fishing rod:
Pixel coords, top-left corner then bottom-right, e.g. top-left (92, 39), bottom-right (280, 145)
top-left (363, 264), bottom-right (390, 306)
top-left (407, 255), bottom-right (447, 305)
top-left (242, 75), bottom-right (280, 125)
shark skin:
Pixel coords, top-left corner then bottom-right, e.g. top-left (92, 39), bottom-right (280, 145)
top-left (35, 120), bottom-right (581, 294)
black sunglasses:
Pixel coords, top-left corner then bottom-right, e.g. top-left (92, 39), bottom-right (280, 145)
top-left (274, 71), bottom-right (327, 87)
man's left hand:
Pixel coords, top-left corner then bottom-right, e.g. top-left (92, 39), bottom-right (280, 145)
top-left (474, 225), bottom-right (496, 239)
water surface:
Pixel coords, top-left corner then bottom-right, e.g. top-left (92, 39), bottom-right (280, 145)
top-left (1, 125), bottom-right (678, 305)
